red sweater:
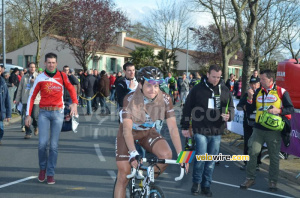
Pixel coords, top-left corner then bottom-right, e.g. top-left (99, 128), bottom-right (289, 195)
top-left (26, 71), bottom-right (78, 116)
top-left (109, 75), bottom-right (116, 90)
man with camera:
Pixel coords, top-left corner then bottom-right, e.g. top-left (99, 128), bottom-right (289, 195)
top-left (14, 62), bottom-right (40, 139)
top-left (240, 69), bottom-right (294, 191)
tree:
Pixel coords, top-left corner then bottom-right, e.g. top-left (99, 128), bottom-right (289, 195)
top-left (193, 0), bottom-right (240, 81)
top-left (193, 24), bottom-right (223, 67)
top-left (253, 0), bottom-right (300, 71)
top-left (7, 0), bottom-right (67, 67)
top-left (55, 0), bottom-right (129, 70)
top-left (127, 22), bottom-right (157, 44)
top-left (129, 47), bottom-right (158, 70)
top-left (146, 0), bottom-right (193, 75)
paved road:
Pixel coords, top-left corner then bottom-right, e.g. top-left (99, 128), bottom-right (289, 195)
top-left (0, 104), bottom-right (299, 198)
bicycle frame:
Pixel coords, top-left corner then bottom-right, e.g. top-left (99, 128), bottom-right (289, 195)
top-left (126, 157), bottom-right (185, 197)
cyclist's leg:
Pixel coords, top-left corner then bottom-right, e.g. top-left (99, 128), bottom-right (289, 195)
top-left (114, 161), bottom-right (131, 198)
top-left (152, 139), bottom-right (172, 176)
top-left (138, 128), bottom-right (172, 177)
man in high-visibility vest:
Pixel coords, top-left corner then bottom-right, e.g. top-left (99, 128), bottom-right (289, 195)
top-left (240, 69), bottom-right (294, 191)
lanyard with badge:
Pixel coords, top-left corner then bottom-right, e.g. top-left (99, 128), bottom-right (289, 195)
top-left (204, 79), bottom-right (221, 109)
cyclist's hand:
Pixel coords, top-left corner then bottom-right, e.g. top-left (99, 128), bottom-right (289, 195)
top-left (180, 163), bottom-right (189, 174)
top-left (129, 150), bottom-right (140, 169)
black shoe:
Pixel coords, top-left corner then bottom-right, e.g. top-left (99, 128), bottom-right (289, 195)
top-left (201, 187), bottom-right (212, 197)
top-left (191, 183), bottom-right (200, 195)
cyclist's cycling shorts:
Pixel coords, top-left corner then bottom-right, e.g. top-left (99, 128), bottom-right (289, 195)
top-left (116, 124), bottom-right (165, 161)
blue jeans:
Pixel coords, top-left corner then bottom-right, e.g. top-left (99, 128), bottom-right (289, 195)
top-left (99, 96), bottom-right (110, 114)
top-left (110, 89), bottom-right (116, 101)
top-left (193, 134), bottom-right (221, 188)
top-left (0, 121), bottom-right (3, 140)
top-left (86, 97), bottom-right (92, 114)
top-left (38, 109), bottom-right (64, 176)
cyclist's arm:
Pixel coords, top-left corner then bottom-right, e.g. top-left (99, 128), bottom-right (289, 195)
top-left (166, 117), bottom-right (182, 155)
top-left (122, 118), bottom-right (136, 153)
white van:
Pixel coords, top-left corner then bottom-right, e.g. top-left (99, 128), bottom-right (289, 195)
top-left (0, 64), bottom-right (24, 72)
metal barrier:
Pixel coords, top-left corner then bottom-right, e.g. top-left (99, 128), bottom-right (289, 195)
top-left (8, 87), bottom-right (17, 112)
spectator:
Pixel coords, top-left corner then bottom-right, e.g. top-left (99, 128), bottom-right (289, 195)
top-left (18, 70), bottom-right (24, 82)
top-left (109, 72), bottom-right (117, 101)
top-left (181, 65), bottom-right (234, 196)
top-left (0, 67), bottom-right (11, 145)
top-left (240, 70), bottom-right (294, 191)
top-left (237, 76), bottom-right (262, 171)
top-left (180, 73), bottom-right (189, 107)
top-left (14, 62), bottom-right (40, 139)
top-left (177, 75), bottom-right (183, 99)
top-left (189, 73), bottom-right (193, 82)
top-left (165, 72), bottom-right (172, 84)
top-left (62, 65), bottom-right (79, 105)
top-left (3, 72), bottom-right (13, 87)
top-left (25, 52), bottom-right (78, 185)
top-left (189, 72), bottom-right (201, 89)
top-left (38, 68), bottom-right (43, 74)
top-left (251, 69), bottom-right (259, 79)
top-left (234, 76), bottom-right (242, 99)
top-left (78, 69), bottom-right (86, 107)
top-left (70, 69), bottom-right (80, 99)
top-left (225, 73), bottom-right (235, 93)
top-left (0, 64), bottom-right (5, 78)
top-left (9, 68), bottom-right (20, 87)
top-left (115, 62), bottom-right (138, 111)
top-left (23, 68), bottom-right (28, 75)
top-left (98, 70), bottom-right (111, 115)
top-left (83, 69), bottom-right (97, 115)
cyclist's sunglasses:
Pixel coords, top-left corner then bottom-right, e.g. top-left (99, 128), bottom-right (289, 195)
top-left (143, 77), bottom-right (164, 85)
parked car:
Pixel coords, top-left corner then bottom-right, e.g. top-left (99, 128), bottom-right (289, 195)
top-left (0, 64), bottom-right (23, 72)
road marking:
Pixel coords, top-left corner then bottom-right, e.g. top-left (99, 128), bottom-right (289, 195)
top-left (94, 144), bottom-right (106, 162)
top-left (98, 117), bottom-right (108, 125)
top-left (212, 180), bottom-right (294, 198)
top-left (108, 170), bottom-right (117, 181)
top-left (67, 187), bottom-right (86, 190)
top-left (0, 176), bottom-right (37, 189)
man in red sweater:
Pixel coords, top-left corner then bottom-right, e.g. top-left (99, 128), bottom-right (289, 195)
top-left (25, 52), bottom-right (78, 185)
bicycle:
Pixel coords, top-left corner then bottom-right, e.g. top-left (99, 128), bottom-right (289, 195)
top-left (113, 157), bottom-right (185, 198)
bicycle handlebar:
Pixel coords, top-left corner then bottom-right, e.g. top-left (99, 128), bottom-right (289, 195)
top-left (126, 158), bottom-right (185, 181)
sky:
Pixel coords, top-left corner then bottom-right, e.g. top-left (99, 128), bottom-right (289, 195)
top-left (114, 0), bottom-right (214, 27)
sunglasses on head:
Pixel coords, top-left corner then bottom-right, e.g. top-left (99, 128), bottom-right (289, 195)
top-left (143, 77), bottom-right (164, 85)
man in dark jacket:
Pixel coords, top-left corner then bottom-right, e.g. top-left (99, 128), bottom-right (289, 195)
top-left (0, 72), bottom-right (12, 145)
top-left (181, 65), bottom-right (234, 196)
top-left (63, 65), bottom-right (79, 105)
top-left (9, 68), bottom-right (20, 87)
top-left (98, 70), bottom-right (110, 115)
top-left (79, 69), bottom-right (86, 107)
top-left (115, 62), bottom-right (137, 110)
top-left (225, 73), bottom-right (235, 93)
top-left (83, 70), bottom-right (96, 115)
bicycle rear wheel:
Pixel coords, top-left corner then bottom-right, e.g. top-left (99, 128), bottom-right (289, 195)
top-left (149, 185), bottom-right (165, 198)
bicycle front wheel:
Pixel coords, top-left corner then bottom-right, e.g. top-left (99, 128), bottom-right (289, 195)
top-left (149, 185), bottom-right (165, 198)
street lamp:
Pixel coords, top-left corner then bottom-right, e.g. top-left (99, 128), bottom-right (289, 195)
top-left (2, 0), bottom-right (6, 68)
top-left (186, 27), bottom-right (197, 77)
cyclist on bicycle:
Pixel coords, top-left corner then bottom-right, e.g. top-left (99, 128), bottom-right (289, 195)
top-left (114, 66), bottom-right (185, 198)
top-left (168, 76), bottom-right (178, 105)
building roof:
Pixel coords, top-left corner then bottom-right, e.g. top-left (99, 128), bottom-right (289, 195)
top-left (50, 35), bottom-right (132, 56)
top-left (124, 37), bottom-right (164, 49)
top-left (177, 49), bottom-right (206, 58)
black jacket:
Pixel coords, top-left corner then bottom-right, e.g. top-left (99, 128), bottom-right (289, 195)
top-left (181, 75), bottom-right (234, 136)
top-left (83, 74), bottom-right (97, 97)
top-left (63, 74), bottom-right (79, 101)
top-left (9, 72), bottom-right (19, 87)
top-left (115, 77), bottom-right (130, 108)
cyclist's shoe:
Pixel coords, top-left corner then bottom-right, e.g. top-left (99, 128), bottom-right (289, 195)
top-left (201, 187), bottom-right (212, 197)
top-left (191, 183), bottom-right (200, 195)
